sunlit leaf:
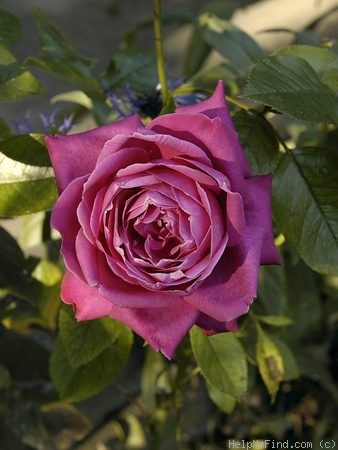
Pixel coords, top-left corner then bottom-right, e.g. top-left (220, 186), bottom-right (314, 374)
top-left (243, 55), bottom-right (338, 123)
top-left (206, 382), bottom-right (236, 414)
top-left (0, 43), bottom-right (42, 102)
top-left (190, 327), bottom-right (247, 398)
top-left (50, 90), bottom-right (93, 109)
top-left (256, 326), bottom-right (284, 402)
top-left (269, 334), bottom-right (299, 381)
top-left (274, 45), bottom-right (338, 91)
top-left (256, 315), bottom-right (293, 327)
top-left (0, 134), bottom-right (57, 216)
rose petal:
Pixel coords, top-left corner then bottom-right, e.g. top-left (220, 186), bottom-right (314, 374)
top-left (62, 271), bottom-right (199, 358)
top-left (244, 175), bottom-right (281, 265)
top-left (46, 115), bottom-right (144, 192)
top-left (97, 258), bottom-right (174, 308)
top-left (186, 225), bottom-right (265, 321)
top-left (132, 130), bottom-right (212, 165)
top-left (51, 175), bottom-right (88, 279)
top-left (196, 313), bottom-right (237, 334)
top-left (175, 80), bottom-right (251, 177)
top-left (226, 191), bottom-right (245, 247)
top-left (75, 229), bottom-right (99, 286)
top-left (175, 80), bottom-right (231, 124)
top-left (149, 114), bottom-right (250, 191)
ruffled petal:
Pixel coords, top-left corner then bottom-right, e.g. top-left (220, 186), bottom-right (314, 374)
top-left (46, 115), bottom-right (144, 192)
top-left (186, 225), bottom-right (265, 322)
top-left (149, 114), bottom-right (250, 192)
top-left (61, 271), bottom-right (199, 358)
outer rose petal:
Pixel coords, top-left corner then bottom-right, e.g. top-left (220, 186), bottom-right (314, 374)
top-left (62, 271), bottom-right (200, 358)
top-left (244, 175), bottom-right (281, 265)
top-left (46, 115), bottom-right (144, 192)
top-left (51, 175), bottom-right (88, 279)
top-left (175, 80), bottom-right (251, 177)
top-left (196, 313), bottom-right (237, 334)
top-left (185, 225), bottom-right (265, 322)
top-left (176, 80), bottom-right (232, 126)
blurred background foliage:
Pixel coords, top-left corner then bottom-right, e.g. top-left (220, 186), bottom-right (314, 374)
top-left (0, 0), bottom-right (338, 448)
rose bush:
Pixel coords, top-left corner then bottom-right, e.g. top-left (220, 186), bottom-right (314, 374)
top-left (46, 81), bottom-right (280, 358)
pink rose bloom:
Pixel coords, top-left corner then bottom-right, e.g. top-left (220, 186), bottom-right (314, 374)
top-left (46, 81), bottom-right (280, 358)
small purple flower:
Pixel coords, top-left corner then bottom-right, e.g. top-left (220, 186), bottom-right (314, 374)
top-left (107, 81), bottom-right (206, 119)
top-left (13, 112), bottom-right (33, 135)
top-left (13, 110), bottom-right (74, 135)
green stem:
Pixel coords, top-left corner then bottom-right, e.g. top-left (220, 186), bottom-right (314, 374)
top-left (153, 0), bottom-right (170, 105)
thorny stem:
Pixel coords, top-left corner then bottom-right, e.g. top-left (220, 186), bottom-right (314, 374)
top-left (153, 0), bottom-right (170, 106)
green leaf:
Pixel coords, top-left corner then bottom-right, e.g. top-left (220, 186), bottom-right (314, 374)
top-left (296, 350), bottom-right (338, 403)
top-left (59, 306), bottom-right (129, 369)
top-left (233, 110), bottom-right (281, 175)
top-left (274, 45), bottom-right (338, 91)
top-left (31, 259), bottom-right (62, 287)
top-left (50, 90), bottom-right (93, 109)
top-left (0, 43), bottom-right (42, 102)
top-left (199, 13), bottom-right (264, 78)
top-left (284, 258), bottom-right (322, 342)
top-left (256, 326), bottom-right (284, 402)
top-left (0, 134), bottom-right (57, 216)
top-left (269, 334), bottom-right (299, 381)
top-left (0, 364), bottom-right (11, 390)
top-left (102, 49), bottom-right (158, 95)
top-left (27, 10), bottom-right (98, 91)
top-left (184, 28), bottom-right (211, 77)
top-left (34, 9), bottom-right (94, 67)
top-left (256, 315), bottom-right (293, 327)
top-left (206, 382), bottom-right (236, 414)
top-left (258, 265), bottom-right (287, 316)
top-left (0, 134), bottom-right (51, 166)
top-left (243, 55), bottom-right (338, 123)
top-left (189, 63), bottom-right (237, 91)
top-left (0, 9), bottom-right (21, 48)
top-left (50, 323), bottom-right (133, 402)
top-left (273, 147), bottom-right (338, 275)
top-left (28, 55), bottom-right (98, 91)
top-left (190, 327), bottom-right (247, 398)
top-left (0, 225), bottom-right (31, 294)
top-left (0, 118), bottom-right (11, 141)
